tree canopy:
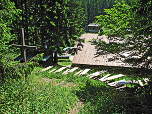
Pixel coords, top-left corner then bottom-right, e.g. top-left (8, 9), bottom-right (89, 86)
top-left (81, 0), bottom-right (116, 27)
top-left (0, 0), bottom-right (21, 54)
top-left (4, 0), bottom-right (85, 55)
top-left (90, 0), bottom-right (152, 64)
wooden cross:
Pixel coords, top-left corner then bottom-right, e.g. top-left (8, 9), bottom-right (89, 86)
top-left (12, 28), bottom-right (37, 62)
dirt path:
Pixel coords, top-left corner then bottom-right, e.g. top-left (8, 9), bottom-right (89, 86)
top-left (68, 100), bottom-right (84, 114)
top-left (41, 77), bottom-right (84, 113)
top-left (41, 77), bottom-right (78, 87)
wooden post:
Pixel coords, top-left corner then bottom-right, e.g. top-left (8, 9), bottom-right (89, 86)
top-left (21, 28), bottom-right (26, 62)
top-left (12, 28), bottom-right (37, 62)
top-left (54, 51), bottom-right (58, 64)
top-left (12, 28), bottom-right (37, 85)
top-left (51, 53), bottom-right (53, 63)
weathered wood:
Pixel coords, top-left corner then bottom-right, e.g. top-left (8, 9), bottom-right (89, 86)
top-left (41, 66), bottom-right (53, 72)
top-left (116, 85), bottom-right (127, 90)
top-left (63, 67), bottom-right (79, 75)
top-left (104, 74), bottom-right (124, 81)
top-left (99, 74), bottom-right (111, 81)
top-left (138, 80), bottom-right (144, 86)
top-left (49, 69), bottom-right (56, 73)
top-left (12, 44), bottom-right (37, 49)
top-left (68, 67), bottom-right (79, 73)
top-left (143, 78), bottom-right (149, 84)
top-left (62, 69), bottom-right (70, 74)
top-left (98, 70), bottom-right (108, 77)
top-left (87, 70), bottom-right (108, 78)
top-left (132, 80), bottom-right (139, 83)
top-left (12, 28), bottom-right (37, 62)
top-left (74, 70), bottom-right (83, 75)
top-left (100, 70), bottom-right (108, 74)
top-left (86, 72), bottom-right (100, 78)
top-left (54, 67), bottom-right (66, 73)
top-left (79, 69), bottom-right (90, 76)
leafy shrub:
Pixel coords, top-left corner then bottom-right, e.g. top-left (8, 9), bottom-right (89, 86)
top-left (0, 53), bottom-right (42, 82)
top-left (0, 71), bottom-right (78, 113)
top-left (29, 53), bottom-right (44, 63)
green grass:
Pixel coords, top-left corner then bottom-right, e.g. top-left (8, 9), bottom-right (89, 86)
top-left (58, 58), bottom-right (72, 66)
top-left (0, 67), bottom-right (78, 114)
top-left (58, 59), bottom-right (71, 62)
top-left (1, 66), bottom-right (152, 114)
top-left (58, 61), bottom-right (72, 66)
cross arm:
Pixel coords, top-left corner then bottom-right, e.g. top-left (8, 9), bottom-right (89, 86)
top-left (12, 44), bottom-right (23, 47)
top-left (12, 44), bottom-right (37, 50)
top-left (25, 46), bottom-right (37, 50)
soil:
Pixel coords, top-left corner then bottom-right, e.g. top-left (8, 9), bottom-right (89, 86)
top-left (68, 100), bottom-right (84, 114)
top-left (62, 82), bottom-right (78, 88)
top-left (41, 78), bottom-right (78, 88)
top-left (41, 78), bottom-right (57, 86)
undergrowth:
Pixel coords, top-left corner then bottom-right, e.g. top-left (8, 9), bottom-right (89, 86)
top-left (1, 66), bottom-right (152, 113)
top-left (0, 68), bottom-right (78, 114)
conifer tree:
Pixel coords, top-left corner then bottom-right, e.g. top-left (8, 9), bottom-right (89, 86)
top-left (9, 0), bottom-right (85, 63)
top-left (0, 0), bottom-right (21, 57)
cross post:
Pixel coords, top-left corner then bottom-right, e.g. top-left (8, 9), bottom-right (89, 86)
top-left (12, 28), bottom-right (37, 62)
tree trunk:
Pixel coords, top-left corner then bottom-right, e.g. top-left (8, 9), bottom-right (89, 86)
top-left (51, 53), bottom-right (53, 63)
top-left (54, 51), bottom-right (58, 64)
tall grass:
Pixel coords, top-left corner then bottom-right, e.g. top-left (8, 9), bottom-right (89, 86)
top-left (1, 66), bottom-right (152, 113)
top-left (0, 67), bottom-right (78, 113)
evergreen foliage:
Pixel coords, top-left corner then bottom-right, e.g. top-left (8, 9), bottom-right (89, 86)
top-left (0, 0), bottom-right (21, 54)
top-left (1, 0), bottom-right (152, 113)
top-left (89, 0), bottom-right (152, 64)
top-left (0, 0), bottom-right (22, 81)
top-left (0, 0), bottom-right (85, 81)
top-left (81, 0), bottom-right (117, 27)
top-left (10, 0), bottom-right (85, 55)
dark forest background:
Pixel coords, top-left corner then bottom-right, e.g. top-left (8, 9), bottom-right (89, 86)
top-left (0, 0), bottom-right (132, 56)
top-left (81, 0), bottom-right (130, 27)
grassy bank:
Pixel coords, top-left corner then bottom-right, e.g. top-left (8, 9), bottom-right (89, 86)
top-left (0, 66), bottom-right (152, 113)
top-left (58, 59), bottom-right (72, 66)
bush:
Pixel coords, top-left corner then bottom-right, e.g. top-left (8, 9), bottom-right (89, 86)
top-left (0, 53), bottom-right (42, 82)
